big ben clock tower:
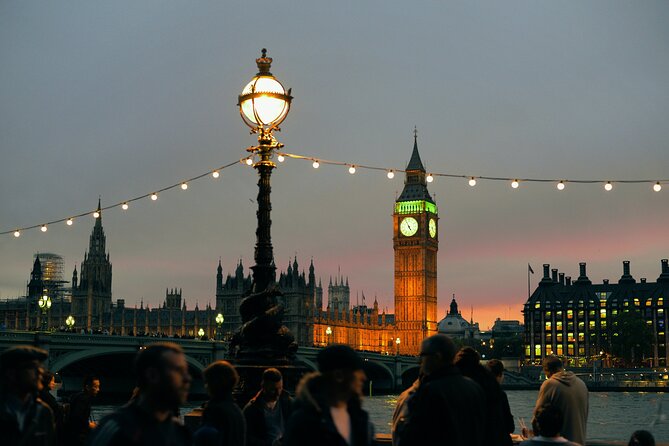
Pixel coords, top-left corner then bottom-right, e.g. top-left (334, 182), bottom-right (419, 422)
top-left (394, 132), bottom-right (438, 355)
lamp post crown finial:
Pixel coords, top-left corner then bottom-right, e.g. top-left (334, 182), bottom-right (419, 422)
top-left (256, 48), bottom-right (272, 75)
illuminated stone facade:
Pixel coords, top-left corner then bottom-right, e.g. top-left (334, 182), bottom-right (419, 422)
top-left (524, 260), bottom-right (669, 366)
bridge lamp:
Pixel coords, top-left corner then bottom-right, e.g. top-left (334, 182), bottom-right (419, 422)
top-left (38, 291), bottom-right (52, 331)
top-left (198, 328), bottom-right (205, 339)
top-left (326, 326), bottom-right (333, 345)
top-left (215, 313), bottom-right (224, 341)
top-left (66, 315), bottom-right (75, 331)
top-left (395, 337), bottom-right (401, 356)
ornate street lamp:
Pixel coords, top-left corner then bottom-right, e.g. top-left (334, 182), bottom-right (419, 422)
top-left (232, 49), bottom-right (297, 362)
top-left (66, 315), bottom-right (75, 332)
top-left (395, 337), bottom-right (401, 356)
top-left (216, 313), bottom-right (224, 341)
top-left (238, 48), bottom-right (292, 293)
top-left (198, 328), bottom-right (205, 339)
top-left (38, 290), bottom-right (52, 331)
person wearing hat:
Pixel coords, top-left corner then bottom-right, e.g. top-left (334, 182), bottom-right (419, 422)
top-left (0, 345), bottom-right (56, 446)
top-left (283, 344), bottom-right (374, 446)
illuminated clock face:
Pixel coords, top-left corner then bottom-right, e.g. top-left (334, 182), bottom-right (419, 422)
top-left (400, 217), bottom-right (418, 237)
top-left (429, 219), bottom-right (437, 238)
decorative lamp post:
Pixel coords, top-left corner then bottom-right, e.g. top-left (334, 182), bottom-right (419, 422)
top-left (38, 290), bottom-right (52, 331)
top-left (216, 313), bottom-right (224, 341)
top-left (198, 328), bottom-right (205, 339)
top-left (66, 315), bottom-right (75, 332)
top-left (395, 337), bottom-right (401, 356)
top-left (326, 326), bottom-right (333, 346)
top-left (232, 49), bottom-right (297, 362)
top-left (238, 48), bottom-right (292, 294)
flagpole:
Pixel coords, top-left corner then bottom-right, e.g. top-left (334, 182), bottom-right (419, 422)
top-left (528, 263), bottom-right (531, 300)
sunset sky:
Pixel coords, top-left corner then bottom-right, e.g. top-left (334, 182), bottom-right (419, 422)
top-left (1, 1), bottom-right (668, 330)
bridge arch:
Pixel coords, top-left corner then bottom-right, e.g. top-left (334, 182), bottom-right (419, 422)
top-left (50, 346), bottom-right (207, 374)
top-left (296, 355), bottom-right (318, 372)
top-left (363, 359), bottom-right (395, 392)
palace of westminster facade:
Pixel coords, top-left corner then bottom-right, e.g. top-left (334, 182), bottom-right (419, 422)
top-left (0, 138), bottom-right (439, 355)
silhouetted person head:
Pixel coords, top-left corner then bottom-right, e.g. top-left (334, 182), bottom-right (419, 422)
top-left (542, 356), bottom-right (564, 378)
top-left (419, 334), bottom-right (456, 377)
top-left (203, 360), bottom-right (238, 398)
top-left (134, 342), bottom-right (191, 412)
top-left (532, 405), bottom-right (564, 438)
top-left (629, 430), bottom-right (655, 446)
top-left (82, 374), bottom-right (101, 397)
top-left (455, 346), bottom-right (480, 368)
top-left (317, 344), bottom-right (367, 403)
top-left (261, 368), bottom-right (283, 403)
top-left (487, 359), bottom-right (505, 384)
top-left (40, 370), bottom-right (56, 392)
top-left (0, 346), bottom-right (47, 400)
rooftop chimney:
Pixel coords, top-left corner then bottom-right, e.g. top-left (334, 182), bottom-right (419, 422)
top-left (559, 273), bottom-right (565, 286)
top-left (566, 276), bottom-right (572, 286)
top-left (552, 269), bottom-right (559, 283)
top-left (659, 259), bottom-right (669, 283)
top-left (575, 262), bottom-right (591, 284)
top-left (619, 260), bottom-right (636, 284)
top-left (603, 279), bottom-right (609, 285)
top-left (641, 278), bottom-right (647, 283)
top-left (540, 264), bottom-right (554, 284)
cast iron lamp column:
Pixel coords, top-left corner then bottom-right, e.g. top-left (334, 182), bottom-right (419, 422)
top-left (233, 49), bottom-right (296, 362)
top-left (216, 313), bottom-right (224, 341)
top-left (238, 48), bottom-right (292, 293)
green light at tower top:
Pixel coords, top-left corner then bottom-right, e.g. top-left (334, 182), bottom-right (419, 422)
top-left (394, 200), bottom-right (438, 215)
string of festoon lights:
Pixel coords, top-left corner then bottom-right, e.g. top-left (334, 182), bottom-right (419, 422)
top-left (3, 150), bottom-right (667, 238)
top-left (275, 151), bottom-right (667, 192)
top-left (2, 156), bottom-right (248, 238)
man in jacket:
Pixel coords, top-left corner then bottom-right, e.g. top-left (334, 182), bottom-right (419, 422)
top-left (244, 368), bottom-right (293, 446)
top-left (283, 344), bottom-right (374, 446)
top-left (532, 356), bottom-right (588, 445)
top-left (399, 334), bottom-right (486, 446)
top-left (66, 375), bottom-right (100, 445)
top-left (0, 345), bottom-right (56, 446)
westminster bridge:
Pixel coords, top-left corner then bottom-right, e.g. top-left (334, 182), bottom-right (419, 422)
top-left (0, 330), bottom-right (419, 394)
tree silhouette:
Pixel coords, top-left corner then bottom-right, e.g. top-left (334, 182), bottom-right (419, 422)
top-left (610, 310), bottom-right (653, 366)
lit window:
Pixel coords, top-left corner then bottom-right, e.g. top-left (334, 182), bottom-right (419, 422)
top-left (557, 311), bottom-right (563, 317)
top-left (568, 333), bottom-right (575, 342)
top-left (578, 310), bottom-right (585, 317)
top-left (535, 302), bottom-right (541, 309)
top-left (535, 345), bottom-right (542, 356)
top-left (612, 310), bottom-right (618, 316)
top-left (600, 309), bottom-right (607, 319)
top-left (567, 310), bottom-right (573, 320)
top-left (557, 321), bottom-right (563, 330)
top-left (589, 310), bottom-right (595, 317)
top-left (557, 345), bottom-right (564, 355)
top-left (659, 309), bottom-right (664, 314)
top-left (578, 333), bottom-right (585, 342)
top-left (647, 299), bottom-right (653, 307)
top-left (589, 321), bottom-right (596, 329)
top-left (545, 322), bottom-right (552, 331)
top-left (601, 321), bottom-right (607, 329)
top-left (634, 298), bottom-right (640, 306)
top-left (546, 311), bottom-right (552, 317)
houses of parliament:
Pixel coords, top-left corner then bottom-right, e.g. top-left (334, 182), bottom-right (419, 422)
top-left (0, 138), bottom-right (439, 355)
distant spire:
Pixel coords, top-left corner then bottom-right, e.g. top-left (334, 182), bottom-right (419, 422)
top-left (406, 128), bottom-right (425, 172)
top-left (97, 195), bottom-right (101, 211)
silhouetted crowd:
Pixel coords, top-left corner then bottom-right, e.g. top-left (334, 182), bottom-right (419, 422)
top-left (0, 334), bottom-right (658, 446)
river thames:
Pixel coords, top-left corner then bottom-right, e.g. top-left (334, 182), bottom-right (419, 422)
top-left (92, 390), bottom-right (668, 442)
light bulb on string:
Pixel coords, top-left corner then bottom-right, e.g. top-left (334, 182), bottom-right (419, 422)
top-left (93, 211), bottom-right (100, 219)
top-left (151, 193), bottom-right (158, 201)
top-left (469, 177), bottom-right (477, 187)
top-left (245, 158), bottom-right (253, 166)
top-left (348, 165), bottom-right (356, 174)
top-left (557, 181), bottom-right (565, 191)
top-left (313, 160), bottom-right (320, 169)
top-left (67, 218), bottom-right (73, 226)
top-left (426, 174), bottom-right (434, 183)
top-left (14, 230), bottom-right (20, 238)
top-left (604, 182), bottom-right (613, 191)
top-left (511, 180), bottom-right (519, 189)
top-left (212, 171), bottom-right (220, 179)
top-left (654, 182), bottom-right (662, 192)
top-left (181, 182), bottom-right (188, 190)
top-left (122, 202), bottom-right (129, 210)
top-left (41, 225), bottom-right (47, 233)
top-left (387, 170), bottom-right (395, 179)
top-left (277, 155), bottom-right (285, 162)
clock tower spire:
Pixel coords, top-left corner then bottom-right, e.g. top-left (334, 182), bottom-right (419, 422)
top-left (393, 132), bottom-right (438, 355)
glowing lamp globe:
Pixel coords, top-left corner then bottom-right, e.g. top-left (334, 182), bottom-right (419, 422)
top-left (238, 49), bottom-right (292, 132)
